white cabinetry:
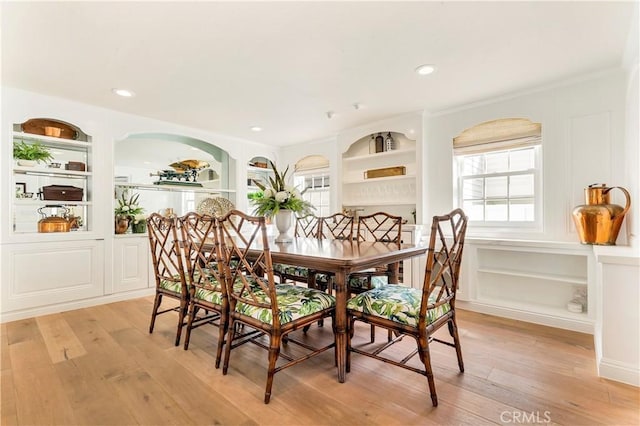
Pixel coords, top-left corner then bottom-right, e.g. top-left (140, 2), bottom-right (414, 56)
top-left (458, 239), bottom-right (595, 333)
top-left (1, 239), bottom-right (104, 315)
top-left (113, 235), bottom-right (151, 293)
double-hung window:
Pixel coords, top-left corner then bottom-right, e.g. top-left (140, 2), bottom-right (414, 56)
top-left (293, 155), bottom-right (331, 217)
top-left (453, 118), bottom-right (542, 228)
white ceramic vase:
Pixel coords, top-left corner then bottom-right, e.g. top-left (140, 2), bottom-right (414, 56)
top-left (274, 209), bottom-right (293, 243)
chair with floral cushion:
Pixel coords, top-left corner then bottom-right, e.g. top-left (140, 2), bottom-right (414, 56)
top-left (272, 214), bottom-right (321, 287)
top-left (218, 209), bottom-right (336, 404)
top-left (346, 208), bottom-right (468, 407)
top-left (349, 212), bottom-right (403, 342)
top-left (147, 212), bottom-right (189, 346)
top-left (179, 212), bottom-right (227, 367)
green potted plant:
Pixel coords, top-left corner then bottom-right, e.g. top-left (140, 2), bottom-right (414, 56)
top-left (13, 141), bottom-right (53, 166)
top-left (114, 192), bottom-right (144, 234)
top-left (131, 214), bottom-right (147, 234)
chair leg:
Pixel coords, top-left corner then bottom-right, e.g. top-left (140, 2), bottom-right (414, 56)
top-left (215, 310), bottom-right (228, 369)
top-left (264, 334), bottom-right (282, 404)
top-left (183, 304), bottom-right (198, 350)
top-left (175, 299), bottom-right (188, 346)
top-left (417, 335), bottom-right (438, 407)
top-left (222, 318), bottom-right (236, 375)
top-left (149, 293), bottom-right (163, 333)
top-left (448, 317), bottom-right (465, 372)
top-left (346, 317), bottom-right (355, 373)
top-left (370, 324), bottom-right (375, 343)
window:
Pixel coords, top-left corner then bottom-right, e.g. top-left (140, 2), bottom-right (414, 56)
top-left (294, 171), bottom-right (330, 217)
top-left (294, 155), bottom-right (331, 217)
top-left (453, 118), bottom-right (541, 227)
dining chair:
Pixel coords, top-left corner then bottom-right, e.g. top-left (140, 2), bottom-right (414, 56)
top-left (273, 214), bottom-right (321, 287)
top-left (309, 212), bottom-right (355, 293)
top-left (346, 208), bottom-right (468, 407)
top-left (179, 212), bottom-right (227, 367)
top-left (318, 212), bottom-right (354, 240)
top-left (218, 209), bottom-right (336, 404)
top-left (349, 212), bottom-right (403, 342)
top-left (147, 212), bottom-right (189, 346)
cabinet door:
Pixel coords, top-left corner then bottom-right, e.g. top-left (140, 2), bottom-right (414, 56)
top-left (113, 236), bottom-right (151, 293)
top-left (1, 240), bottom-right (104, 313)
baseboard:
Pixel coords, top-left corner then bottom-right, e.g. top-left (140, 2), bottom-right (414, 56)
top-left (1, 288), bottom-right (155, 323)
top-left (598, 358), bottom-right (640, 387)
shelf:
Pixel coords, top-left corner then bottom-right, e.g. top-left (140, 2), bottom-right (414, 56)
top-left (13, 131), bottom-right (90, 149)
top-left (477, 267), bottom-right (587, 285)
top-left (14, 199), bottom-right (92, 206)
top-left (14, 166), bottom-right (91, 178)
top-left (343, 174), bottom-right (416, 184)
top-left (114, 182), bottom-right (236, 194)
top-left (343, 201), bottom-right (416, 207)
top-left (248, 165), bottom-right (273, 173)
top-left (476, 297), bottom-right (589, 320)
top-left (343, 149), bottom-right (415, 162)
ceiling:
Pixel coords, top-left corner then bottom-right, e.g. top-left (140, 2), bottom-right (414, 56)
top-left (1, 1), bottom-right (636, 147)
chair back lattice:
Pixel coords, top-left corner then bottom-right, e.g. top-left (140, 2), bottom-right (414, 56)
top-left (294, 214), bottom-right (321, 238)
top-left (356, 212), bottom-right (403, 246)
top-left (420, 208), bottom-right (468, 321)
top-left (147, 213), bottom-right (187, 295)
top-left (319, 213), bottom-right (354, 240)
top-left (217, 210), bottom-right (280, 326)
top-left (179, 212), bottom-right (225, 296)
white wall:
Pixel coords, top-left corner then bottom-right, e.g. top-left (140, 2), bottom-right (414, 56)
top-left (424, 69), bottom-right (631, 243)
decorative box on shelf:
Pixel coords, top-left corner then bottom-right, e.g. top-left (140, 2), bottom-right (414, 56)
top-left (364, 166), bottom-right (406, 179)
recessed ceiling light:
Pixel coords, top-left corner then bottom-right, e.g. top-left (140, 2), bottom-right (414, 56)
top-left (250, 126), bottom-right (262, 132)
top-left (326, 111), bottom-right (335, 119)
top-left (415, 64), bottom-right (436, 76)
top-left (112, 88), bottom-right (135, 97)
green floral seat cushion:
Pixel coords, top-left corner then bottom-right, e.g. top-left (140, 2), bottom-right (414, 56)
top-left (347, 285), bottom-right (451, 327)
top-left (159, 276), bottom-right (184, 293)
top-left (273, 263), bottom-right (310, 279)
top-left (348, 275), bottom-right (388, 291)
top-left (235, 284), bottom-right (335, 325)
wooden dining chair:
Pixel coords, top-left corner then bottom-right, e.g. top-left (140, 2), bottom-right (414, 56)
top-left (346, 208), bottom-right (468, 407)
top-left (349, 212), bottom-right (403, 342)
top-left (179, 212), bottom-right (228, 367)
top-left (318, 212), bottom-right (354, 240)
top-left (147, 212), bottom-right (189, 346)
top-left (217, 209), bottom-right (336, 404)
top-left (273, 214), bottom-right (321, 287)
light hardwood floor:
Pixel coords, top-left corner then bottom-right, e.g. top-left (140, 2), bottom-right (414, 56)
top-left (1, 296), bottom-right (638, 425)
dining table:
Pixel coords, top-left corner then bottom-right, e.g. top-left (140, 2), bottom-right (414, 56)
top-left (265, 237), bottom-right (428, 383)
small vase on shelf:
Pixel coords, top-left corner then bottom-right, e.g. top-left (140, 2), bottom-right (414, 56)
top-left (274, 210), bottom-right (293, 243)
top-left (115, 215), bottom-right (130, 234)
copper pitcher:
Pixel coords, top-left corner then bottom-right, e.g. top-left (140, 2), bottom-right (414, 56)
top-left (572, 183), bottom-right (631, 245)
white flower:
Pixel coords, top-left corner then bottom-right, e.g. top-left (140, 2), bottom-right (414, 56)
top-left (275, 191), bottom-right (288, 203)
top-left (263, 188), bottom-right (275, 198)
top-left (122, 206), bottom-right (130, 212)
top-left (292, 188), bottom-right (301, 198)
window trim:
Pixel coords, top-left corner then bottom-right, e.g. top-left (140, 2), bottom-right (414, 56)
top-left (455, 145), bottom-right (542, 230)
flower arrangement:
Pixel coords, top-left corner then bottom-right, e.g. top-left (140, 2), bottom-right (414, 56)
top-left (250, 161), bottom-right (314, 217)
top-left (114, 192), bottom-right (144, 218)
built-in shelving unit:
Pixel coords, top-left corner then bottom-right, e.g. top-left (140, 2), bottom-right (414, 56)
top-left (341, 131), bottom-right (417, 217)
top-left (11, 122), bottom-right (92, 236)
top-left (457, 239), bottom-right (595, 333)
top-left (247, 156), bottom-right (274, 192)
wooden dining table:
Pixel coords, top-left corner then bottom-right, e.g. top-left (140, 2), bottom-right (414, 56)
top-left (266, 237), bottom-right (428, 383)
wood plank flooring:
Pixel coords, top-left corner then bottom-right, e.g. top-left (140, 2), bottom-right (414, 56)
top-left (1, 296), bottom-right (638, 425)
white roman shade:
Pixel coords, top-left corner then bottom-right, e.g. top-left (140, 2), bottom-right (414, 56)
top-left (294, 155), bottom-right (330, 172)
top-left (453, 118), bottom-right (541, 155)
